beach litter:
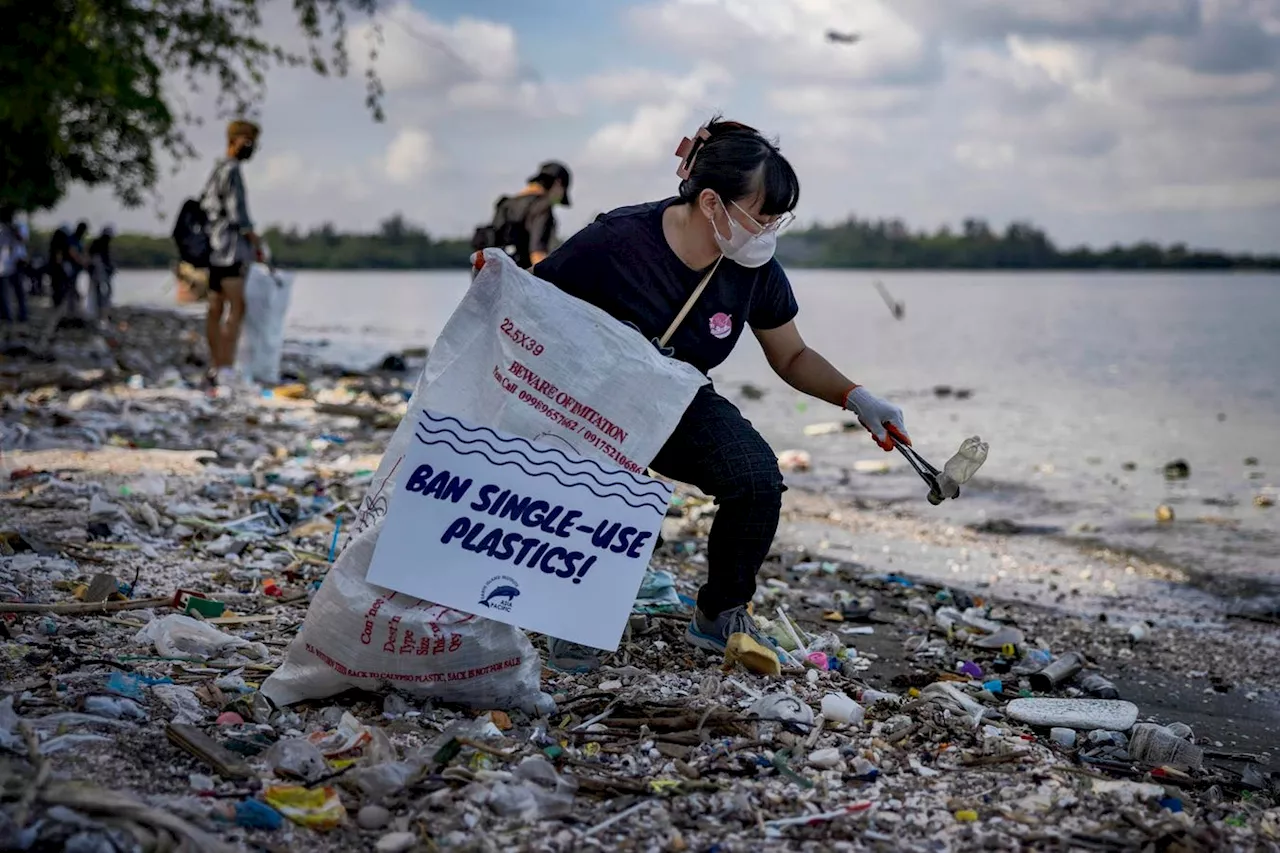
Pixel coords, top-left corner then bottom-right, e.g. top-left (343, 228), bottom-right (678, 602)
top-left (0, 303), bottom-right (1275, 851)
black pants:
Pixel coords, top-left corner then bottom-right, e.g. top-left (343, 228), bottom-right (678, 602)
top-left (650, 384), bottom-right (785, 618)
top-left (0, 274), bottom-right (27, 323)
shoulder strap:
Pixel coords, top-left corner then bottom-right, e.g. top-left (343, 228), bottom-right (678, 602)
top-left (659, 255), bottom-right (723, 348)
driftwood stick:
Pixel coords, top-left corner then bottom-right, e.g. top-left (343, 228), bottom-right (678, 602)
top-left (0, 596), bottom-right (171, 615)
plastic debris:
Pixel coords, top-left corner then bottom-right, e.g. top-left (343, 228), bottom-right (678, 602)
top-left (723, 631), bottom-right (781, 676)
top-left (820, 692), bottom-right (864, 725)
top-left (135, 614), bottom-right (268, 661)
top-left (266, 737), bottom-right (330, 782)
top-left (748, 694), bottom-right (815, 726)
top-left (262, 785), bottom-right (345, 830)
top-left (1050, 727), bottom-right (1077, 748)
top-left (1129, 723), bottom-right (1204, 770)
top-left (0, 301), bottom-right (1271, 851)
top-left (1007, 698), bottom-right (1140, 731)
top-left (233, 799), bottom-right (284, 830)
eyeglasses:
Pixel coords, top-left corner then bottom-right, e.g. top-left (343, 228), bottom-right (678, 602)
top-left (730, 199), bottom-right (795, 236)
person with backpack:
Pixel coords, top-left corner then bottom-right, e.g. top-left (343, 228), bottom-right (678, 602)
top-left (530, 117), bottom-right (912, 672)
top-left (199, 119), bottom-right (262, 389)
top-left (471, 161), bottom-right (572, 272)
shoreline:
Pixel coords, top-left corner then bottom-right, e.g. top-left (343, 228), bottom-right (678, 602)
top-left (2, 301), bottom-right (1277, 849)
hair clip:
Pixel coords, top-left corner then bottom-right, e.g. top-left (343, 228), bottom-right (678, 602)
top-left (675, 125), bottom-right (712, 180)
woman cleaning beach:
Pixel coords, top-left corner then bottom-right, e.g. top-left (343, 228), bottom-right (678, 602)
top-left (532, 117), bottom-right (912, 670)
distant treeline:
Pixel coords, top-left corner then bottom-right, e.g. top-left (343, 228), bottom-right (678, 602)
top-left (36, 213), bottom-right (1280, 271)
top-left (777, 217), bottom-right (1280, 270)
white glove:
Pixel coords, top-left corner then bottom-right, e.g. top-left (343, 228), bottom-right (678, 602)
top-left (843, 386), bottom-right (910, 451)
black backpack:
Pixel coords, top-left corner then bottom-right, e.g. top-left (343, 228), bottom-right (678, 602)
top-left (171, 164), bottom-right (224, 267)
top-left (470, 195), bottom-right (512, 253)
top-left (171, 198), bottom-right (211, 267)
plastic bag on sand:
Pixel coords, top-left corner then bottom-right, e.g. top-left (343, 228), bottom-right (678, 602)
top-left (262, 250), bottom-right (708, 711)
top-left (236, 263), bottom-right (294, 385)
top-left (135, 614), bottom-right (269, 661)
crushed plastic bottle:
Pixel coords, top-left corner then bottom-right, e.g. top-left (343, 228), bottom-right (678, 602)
top-left (929, 436), bottom-right (989, 504)
top-left (266, 737), bottom-right (330, 782)
top-left (1078, 672), bottom-right (1120, 700)
top-left (82, 695), bottom-right (148, 721)
top-left (1129, 723), bottom-right (1204, 770)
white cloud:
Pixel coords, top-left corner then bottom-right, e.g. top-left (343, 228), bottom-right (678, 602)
top-left (582, 102), bottom-right (696, 167)
top-left (383, 128), bottom-right (435, 182)
top-left (1103, 178), bottom-right (1280, 212)
top-left (579, 62), bottom-right (733, 168)
top-left (954, 141), bottom-right (1016, 170)
top-left (34, 0), bottom-right (1280, 254)
top-left (257, 152), bottom-right (309, 191)
top-left (581, 62), bottom-right (731, 104)
top-left (349, 6), bottom-right (519, 94)
top-left (632, 0), bottom-right (938, 84)
top-left (347, 4), bottom-right (579, 118)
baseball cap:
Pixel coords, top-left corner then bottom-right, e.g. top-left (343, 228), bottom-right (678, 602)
top-left (529, 161), bottom-right (572, 207)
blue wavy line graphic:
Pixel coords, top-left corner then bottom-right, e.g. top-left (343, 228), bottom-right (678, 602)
top-left (421, 410), bottom-right (665, 495)
top-left (411, 434), bottom-right (668, 515)
top-left (415, 423), bottom-right (667, 505)
top-left (415, 417), bottom-right (668, 502)
top-left (413, 427), bottom-right (669, 514)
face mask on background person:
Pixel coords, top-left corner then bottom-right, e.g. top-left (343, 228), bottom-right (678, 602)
top-left (709, 195), bottom-right (778, 268)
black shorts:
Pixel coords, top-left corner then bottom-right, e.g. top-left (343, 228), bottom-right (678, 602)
top-left (208, 263), bottom-right (245, 294)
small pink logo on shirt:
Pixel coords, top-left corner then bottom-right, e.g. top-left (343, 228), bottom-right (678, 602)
top-left (709, 312), bottom-right (733, 339)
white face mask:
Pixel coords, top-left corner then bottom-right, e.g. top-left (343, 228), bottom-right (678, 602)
top-left (710, 197), bottom-right (778, 268)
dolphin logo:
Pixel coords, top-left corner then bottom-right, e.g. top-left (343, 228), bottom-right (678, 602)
top-left (479, 585), bottom-right (521, 608)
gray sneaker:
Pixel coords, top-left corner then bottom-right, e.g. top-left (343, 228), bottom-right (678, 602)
top-left (546, 637), bottom-right (605, 673)
top-left (684, 605), bottom-right (772, 654)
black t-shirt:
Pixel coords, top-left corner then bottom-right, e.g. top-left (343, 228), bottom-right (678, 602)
top-left (497, 193), bottom-right (556, 269)
top-left (533, 198), bottom-right (799, 374)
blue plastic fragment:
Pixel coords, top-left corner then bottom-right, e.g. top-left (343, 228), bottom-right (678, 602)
top-left (1159, 797), bottom-right (1183, 813)
top-left (106, 671), bottom-right (173, 699)
top-left (235, 799), bottom-right (284, 830)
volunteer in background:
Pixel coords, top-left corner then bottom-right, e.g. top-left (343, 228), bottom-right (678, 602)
top-left (203, 119), bottom-right (262, 390)
top-left (473, 161), bottom-right (571, 271)
top-left (0, 208), bottom-right (25, 325)
top-left (67, 221), bottom-right (91, 310)
top-left (533, 117), bottom-right (911, 670)
top-left (88, 223), bottom-right (115, 321)
top-left (47, 223), bottom-right (72, 307)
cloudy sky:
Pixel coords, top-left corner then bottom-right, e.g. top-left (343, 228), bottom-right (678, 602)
top-left (47, 0), bottom-right (1280, 252)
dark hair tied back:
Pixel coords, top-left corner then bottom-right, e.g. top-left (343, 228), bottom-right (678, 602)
top-left (676, 115), bottom-right (800, 216)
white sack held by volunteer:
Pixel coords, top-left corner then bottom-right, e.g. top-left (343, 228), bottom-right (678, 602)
top-left (235, 261), bottom-right (294, 385)
top-left (531, 115), bottom-right (913, 672)
top-left (260, 250), bottom-right (707, 711)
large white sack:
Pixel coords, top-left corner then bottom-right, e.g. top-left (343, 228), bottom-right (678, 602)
top-left (261, 250), bottom-right (709, 709)
top-left (236, 263), bottom-right (294, 384)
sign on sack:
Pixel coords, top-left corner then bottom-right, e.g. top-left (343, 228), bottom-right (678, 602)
top-left (367, 409), bottom-right (672, 651)
top-left (261, 251), bottom-right (704, 710)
